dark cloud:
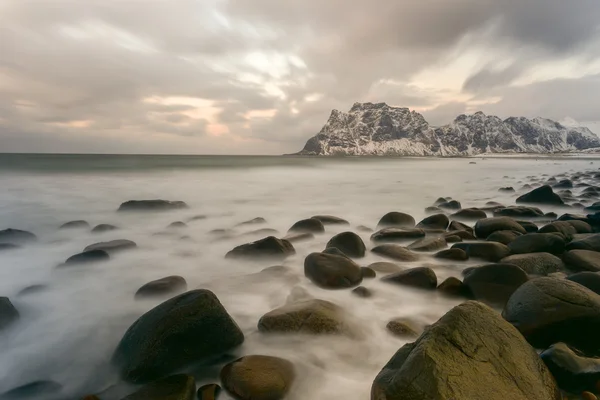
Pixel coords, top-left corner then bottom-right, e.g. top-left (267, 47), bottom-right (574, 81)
top-left (462, 65), bottom-right (525, 93)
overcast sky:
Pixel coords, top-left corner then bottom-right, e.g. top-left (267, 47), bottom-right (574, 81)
top-left (2, 0), bottom-right (600, 154)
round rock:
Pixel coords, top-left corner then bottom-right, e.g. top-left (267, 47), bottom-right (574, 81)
top-left (60, 220), bottom-right (90, 229)
top-left (63, 249), bottom-right (109, 266)
top-left (84, 239), bottom-right (137, 253)
top-left (381, 267), bottom-right (437, 290)
top-left (311, 215), bottom-right (349, 225)
top-left (486, 230), bottom-right (522, 245)
top-left (386, 318), bottom-right (419, 338)
top-left (377, 212), bottom-right (415, 228)
top-left (370, 228), bottom-right (426, 243)
top-left (508, 233), bottom-right (566, 255)
top-left (500, 253), bottom-right (564, 275)
top-left (416, 214), bottom-right (450, 230)
top-left (304, 252), bottom-right (363, 289)
top-left (567, 272), bottom-right (600, 295)
top-left (434, 248), bottom-right (468, 261)
top-left (463, 263), bottom-right (528, 306)
top-left (451, 208), bottom-right (487, 220)
top-left (474, 217), bottom-right (526, 239)
top-left (564, 250), bottom-right (600, 272)
top-left (371, 245), bottom-right (420, 262)
top-left (225, 236), bottom-right (295, 260)
top-left (452, 242), bottom-right (510, 262)
top-left (407, 236), bottom-right (447, 252)
top-left (288, 218), bottom-right (325, 234)
top-left (326, 231), bottom-right (366, 258)
top-left (135, 276), bottom-right (187, 299)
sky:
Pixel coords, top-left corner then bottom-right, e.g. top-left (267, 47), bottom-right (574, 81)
top-left (1, 0), bottom-right (600, 155)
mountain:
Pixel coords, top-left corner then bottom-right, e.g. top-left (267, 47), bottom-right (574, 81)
top-left (296, 102), bottom-right (600, 156)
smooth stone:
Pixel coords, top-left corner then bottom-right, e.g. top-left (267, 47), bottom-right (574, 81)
top-left (501, 253), bottom-right (565, 275)
top-left (356, 225), bottom-right (373, 232)
top-left (452, 242), bottom-right (510, 262)
top-left (499, 187), bottom-right (515, 192)
top-left (444, 230), bottom-right (476, 241)
top-left (508, 233), bottom-right (566, 255)
top-left (84, 239), bottom-right (137, 253)
top-left (360, 266), bottom-right (376, 279)
top-left (236, 217), bottom-right (267, 226)
top-left (112, 290), bottom-right (244, 383)
top-left (282, 232), bottom-right (314, 243)
top-left (63, 250), bottom-right (109, 266)
top-left (377, 212), bottom-right (416, 228)
top-left (0, 229), bottom-right (37, 244)
top-left (567, 234), bottom-right (600, 252)
top-left (450, 208), bottom-right (487, 220)
top-left (326, 231), bottom-right (366, 258)
top-left (121, 374), bottom-right (195, 400)
top-left (167, 221), bottom-right (187, 229)
top-left (372, 301), bottom-right (560, 400)
top-left (486, 230), bottom-right (522, 245)
top-left (381, 267), bottom-right (437, 290)
top-left (447, 220), bottom-right (474, 234)
top-left (135, 276), bottom-right (187, 299)
top-left (0, 297), bottom-right (19, 330)
top-left (444, 235), bottom-right (462, 243)
top-left (538, 221), bottom-right (577, 238)
top-left (493, 206), bottom-right (545, 219)
top-left (434, 248), bottom-right (468, 261)
top-left (91, 224), bottom-right (118, 233)
top-left (416, 214), bottom-right (450, 230)
top-left (1, 380), bottom-right (63, 400)
top-left (197, 384), bottom-right (221, 400)
top-left (463, 263), bottom-right (528, 306)
top-left (567, 272), bottom-right (600, 294)
top-left (553, 179), bottom-right (574, 189)
top-left (386, 318), bottom-right (419, 338)
top-left (352, 286), bottom-right (373, 298)
top-left (438, 200), bottom-right (461, 210)
top-left (425, 206), bottom-right (442, 214)
top-left (437, 277), bottom-right (469, 297)
top-left (516, 185), bottom-right (565, 205)
top-left (304, 252), bottom-right (363, 289)
top-left (367, 262), bottom-right (402, 274)
top-left (371, 245), bottom-right (420, 262)
top-left (564, 220), bottom-right (593, 233)
top-left (370, 228), bottom-right (426, 243)
top-left (288, 218), bottom-right (325, 234)
top-left (225, 236), bottom-right (295, 260)
top-left (241, 228), bottom-right (279, 238)
top-left (221, 355), bottom-right (295, 400)
top-left (311, 215), bottom-right (349, 225)
top-left (407, 236), bottom-right (447, 252)
top-left (118, 200), bottom-right (188, 212)
top-left (321, 247), bottom-right (349, 257)
top-left (563, 250), bottom-right (600, 272)
top-left (541, 342), bottom-right (600, 393)
top-left (17, 284), bottom-right (47, 296)
top-left (516, 220), bottom-right (539, 233)
top-left (59, 220), bottom-right (90, 229)
top-left (474, 217), bottom-right (526, 239)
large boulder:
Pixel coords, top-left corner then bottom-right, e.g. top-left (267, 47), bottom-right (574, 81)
top-left (0, 297), bottom-right (19, 330)
top-left (474, 217), bottom-right (526, 239)
top-left (326, 232), bottom-right (366, 258)
top-left (450, 208), bottom-right (487, 221)
top-left (118, 200), bottom-right (188, 212)
top-left (564, 219), bottom-right (593, 234)
top-left (517, 220), bottom-right (539, 233)
top-left (288, 218), bottom-right (325, 234)
top-left (371, 245), bottom-right (420, 262)
top-left (538, 221), bottom-right (577, 239)
top-left (434, 248), bottom-right (468, 261)
top-left (540, 342), bottom-right (600, 393)
top-left (503, 278), bottom-right (600, 355)
top-left (567, 272), bottom-right (600, 295)
top-left (381, 267), bottom-right (437, 290)
top-left (220, 355), bottom-right (295, 400)
top-left (370, 228), bottom-right (426, 243)
top-left (407, 237), bottom-right (447, 252)
top-left (451, 242), bottom-right (510, 262)
top-left (112, 290), bottom-right (244, 383)
top-left (84, 239), bottom-right (137, 253)
top-left (493, 206), bottom-right (545, 219)
top-left (463, 264), bottom-right (528, 305)
top-left (304, 252), bottom-right (363, 289)
top-left (135, 276), bottom-right (187, 299)
top-left (516, 185), bottom-right (565, 205)
top-left (0, 228), bottom-right (37, 245)
top-left (508, 233), bottom-right (566, 255)
top-left (60, 220), bottom-right (90, 229)
top-left (566, 234), bottom-right (600, 252)
top-left (437, 277), bottom-right (469, 297)
top-left (121, 374), bottom-right (195, 400)
top-left (63, 249), bottom-right (110, 266)
top-left (416, 214), bottom-right (449, 230)
top-left (486, 230), bottom-right (522, 245)
top-left (311, 215), bottom-right (349, 225)
top-left (371, 301), bottom-right (560, 400)
top-left (258, 299), bottom-right (355, 336)
top-left (500, 253), bottom-right (564, 275)
top-left (377, 212), bottom-right (415, 229)
top-left (225, 236), bottom-right (295, 260)
top-left (563, 250), bottom-right (600, 272)
top-left (447, 220), bottom-right (474, 235)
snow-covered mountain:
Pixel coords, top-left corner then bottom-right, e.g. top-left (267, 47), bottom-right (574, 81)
top-left (296, 102), bottom-right (600, 156)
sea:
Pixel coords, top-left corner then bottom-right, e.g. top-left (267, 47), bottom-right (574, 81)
top-left (0, 153), bottom-right (596, 399)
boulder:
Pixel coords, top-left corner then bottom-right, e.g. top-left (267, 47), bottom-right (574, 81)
top-left (381, 267), bottom-right (437, 290)
top-left (226, 236), bottom-right (295, 260)
top-left (360, 267), bottom-right (377, 279)
top-left (553, 179), bottom-right (574, 189)
top-left (84, 239), bottom-right (137, 253)
top-left (352, 286), bottom-right (373, 298)
top-left (326, 232), bottom-right (366, 258)
top-left (516, 220), bottom-right (539, 233)
top-left (452, 242), bottom-right (510, 262)
top-left (197, 384), bottom-right (221, 400)
top-left (311, 215), bottom-right (349, 225)
top-left (566, 234), bottom-right (600, 252)
top-left (447, 220), bottom-right (474, 234)
top-left (0, 229), bottom-right (37, 244)
top-left (444, 235), bottom-right (462, 243)
top-left (258, 299), bottom-right (355, 336)
top-left (416, 214), bottom-right (449, 230)
top-left (443, 230), bottom-right (475, 240)
top-left (288, 218), bottom-right (325, 234)
top-left (304, 252), bottom-right (363, 289)
top-left (516, 185), bottom-right (565, 205)
top-left (541, 342), bottom-right (600, 393)
top-left (538, 221), bottom-right (577, 238)
top-left (500, 253), bottom-right (564, 275)
top-left (503, 278), bottom-right (600, 355)
top-left (407, 237), bottom-right (447, 252)
top-left (463, 263), bottom-right (528, 305)
top-left (0, 381), bottom-right (63, 400)
top-left (135, 276), bottom-right (187, 299)
top-left (425, 206), bottom-right (442, 214)
top-left (563, 250), bottom-right (600, 272)
top-left (0, 297), bottom-right (19, 330)
top-left (450, 208), bottom-right (487, 220)
top-left (60, 220), bottom-right (89, 229)
top-left (386, 318), bottom-right (419, 338)
top-left (371, 301), bottom-right (560, 400)
top-left (367, 262), bottom-right (402, 274)
top-left (474, 217), bottom-right (526, 239)
top-left (508, 233), bottom-right (566, 255)
top-left (370, 228), bottom-right (426, 243)
top-left (221, 355), bottom-right (295, 400)
top-left (567, 272), bottom-right (600, 295)
top-left (121, 374), bottom-right (195, 400)
top-left (63, 249), bottom-right (110, 265)
top-left (564, 219), bottom-right (593, 233)
top-left (437, 277), bottom-right (469, 297)
top-left (486, 230), bottom-right (522, 245)
top-left (112, 290), bottom-right (244, 383)
top-left (438, 200), bottom-right (461, 210)
top-left (118, 200), bottom-right (188, 212)
top-left (371, 245), bottom-right (420, 262)
top-left (376, 212), bottom-right (415, 228)
top-left (91, 224), bottom-right (118, 233)
top-left (434, 248), bottom-right (468, 261)
top-left (321, 247), bottom-right (349, 257)
top-left (493, 206), bottom-right (545, 219)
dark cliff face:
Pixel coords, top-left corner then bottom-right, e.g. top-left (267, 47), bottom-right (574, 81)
top-left (296, 103), bottom-right (600, 156)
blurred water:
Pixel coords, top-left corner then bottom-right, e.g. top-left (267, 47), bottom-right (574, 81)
top-left (0, 154), bottom-right (596, 399)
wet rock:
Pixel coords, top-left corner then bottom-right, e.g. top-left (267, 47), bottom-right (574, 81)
top-left (197, 384), bottom-right (221, 400)
top-left (499, 187), bottom-right (515, 192)
top-left (226, 236), bottom-right (295, 260)
top-left (447, 220), bottom-right (474, 234)
top-left (258, 299), bottom-right (355, 336)
top-left (121, 374), bottom-right (195, 400)
top-left (367, 262), bottom-right (402, 274)
top-left (563, 250), bottom-right (600, 272)
top-left (438, 200), bottom-right (461, 210)
top-left (288, 218), bottom-right (325, 234)
top-left (444, 230), bottom-right (476, 240)
top-left (434, 197), bottom-right (448, 206)
top-left (517, 185), bottom-right (564, 205)
top-left (370, 228), bottom-right (426, 243)
top-left (311, 215), bottom-right (349, 225)
top-left (463, 263), bottom-right (528, 305)
top-left (167, 221), bottom-right (187, 229)
top-left (585, 202), bottom-right (600, 213)
top-left (221, 355), bottom-right (295, 400)
top-left (567, 234), bottom-right (600, 252)
top-left (444, 235), bottom-right (462, 243)
top-left (503, 278), bottom-right (600, 356)
top-left (91, 224), bottom-right (118, 233)
top-left (474, 217), bottom-right (526, 239)
top-left (486, 230), bottom-right (522, 245)
top-left (554, 179), bottom-right (574, 189)
top-left (493, 206), bottom-right (545, 218)
top-left (381, 267), bottom-right (437, 290)
top-left (0, 229), bottom-right (37, 245)
top-left (17, 284), bottom-right (47, 296)
top-left (407, 236), bottom-right (447, 252)
top-left (371, 245), bottom-right (420, 262)
top-left (567, 272), bottom-right (600, 295)
top-left (437, 277), bottom-right (469, 297)
top-left (541, 342), bottom-right (600, 393)
top-left (63, 249), bottom-right (110, 266)
top-left (285, 286), bottom-right (312, 304)
top-left (416, 214), bottom-right (449, 230)
top-left (84, 239), bottom-right (137, 253)
top-left (118, 200), bottom-right (188, 212)
top-left (360, 266), bottom-right (376, 279)
top-left (326, 231), bottom-right (366, 258)
top-left (501, 252), bottom-right (564, 275)
top-left (539, 221), bottom-right (577, 238)
top-left (484, 201), bottom-right (505, 208)
top-left (135, 276), bottom-right (187, 299)
top-left (450, 208), bottom-right (487, 220)
top-left (304, 252), bottom-right (363, 289)
top-left (112, 290), bottom-right (244, 383)
top-left (452, 242), bottom-right (510, 262)
top-left (321, 247), bottom-right (349, 257)
top-left (386, 318), bottom-right (419, 338)
top-left (425, 206), bottom-right (442, 214)
top-left (372, 301), bottom-right (560, 400)
top-left (0, 380), bottom-right (63, 400)
top-left (60, 220), bottom-right (90, 229)
top-left (508, 233), bottom-right (566, 255)
top-left (376, 212), bottom-right (416, 229)
top-left (516, 220), bottom-right (539, 233)
top-left (282, 232), bottom-right (314, 243)
top-left (564, 220), bottom-right (593, 233)
top-left (434, 248), bottom-right (468, 261)
top-left (356, 225), bottom-right (373, 232)
top-left (236, 217), bottom-right (267, 226)
top-left (352, 286), bottom-right (373, 298)
top-left (0, 297), bottom-right (19, 330)
top-left (188, 215), bottom-right (207, 222)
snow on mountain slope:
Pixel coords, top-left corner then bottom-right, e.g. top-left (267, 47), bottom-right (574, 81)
top-left (297, 102), bottom-right (600, 156)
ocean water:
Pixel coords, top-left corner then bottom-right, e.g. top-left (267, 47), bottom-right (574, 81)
top-left (0, 153), bottom-right (596, 399)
